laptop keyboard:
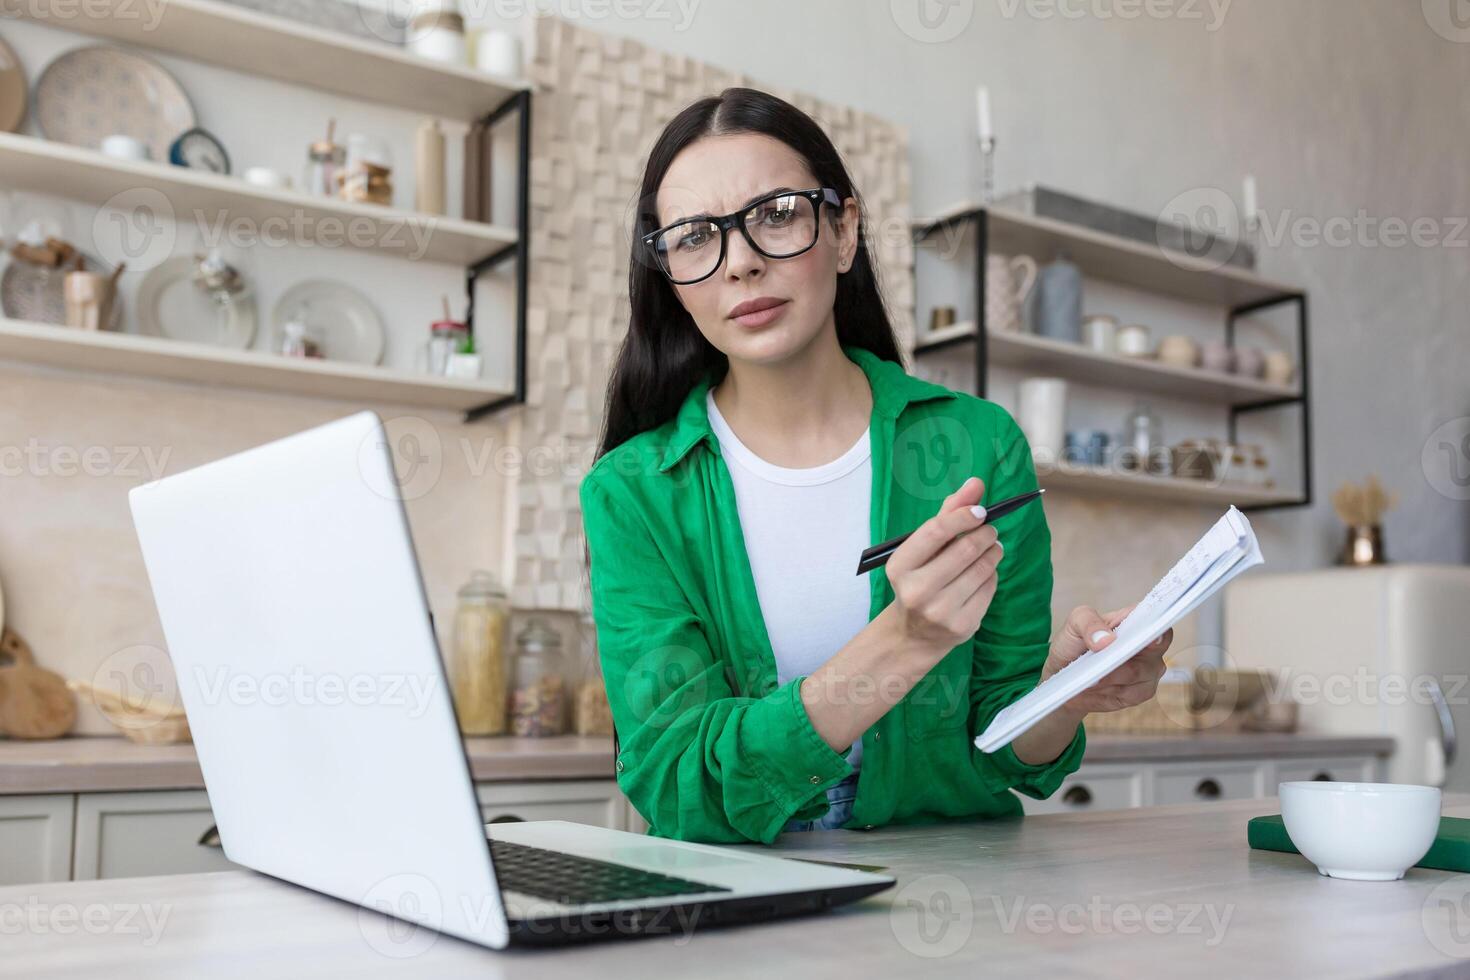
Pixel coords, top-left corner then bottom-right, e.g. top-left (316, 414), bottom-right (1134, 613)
top-left (489, 838), bottom-right (731, 907)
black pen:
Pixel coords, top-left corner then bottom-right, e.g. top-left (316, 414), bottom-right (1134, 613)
top-left (855, 488), bottom-right (1046, 576)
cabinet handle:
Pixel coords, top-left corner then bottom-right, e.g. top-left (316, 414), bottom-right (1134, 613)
top-left (1061, 785), bottom-right (1092, 807)
top-left (1312, 771), bottom-right (1333, 782)
top-left (198, 824), bottom-right (222, 848)
top-left (1194, 778), bottom-right (1222, 800)
top-left (488, 814), bottom-right (525, 824)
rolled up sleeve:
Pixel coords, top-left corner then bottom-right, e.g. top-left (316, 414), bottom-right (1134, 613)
top-left (580, 475), bottom-right (852, 844)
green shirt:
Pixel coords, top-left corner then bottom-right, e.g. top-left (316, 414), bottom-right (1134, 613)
top-left (579, 343), bottom-right (1085, 843)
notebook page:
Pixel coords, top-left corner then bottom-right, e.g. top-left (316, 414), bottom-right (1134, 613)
top-left (974, 507), bottom-right (1264, 753)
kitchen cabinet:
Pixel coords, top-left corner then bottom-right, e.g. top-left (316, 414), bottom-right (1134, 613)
top-left (0, 779), bottom-right (633, 886)
top-left (0, 795), bottom-right (75, 884)
top-left (1020, 753), bottom-right (1382, 815)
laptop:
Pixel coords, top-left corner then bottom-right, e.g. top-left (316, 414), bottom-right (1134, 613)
top-left (127, 410), bottom-right (894, 948)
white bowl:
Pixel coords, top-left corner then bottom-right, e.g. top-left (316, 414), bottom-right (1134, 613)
top-left (1279, 781), bottom-right (1441, 881)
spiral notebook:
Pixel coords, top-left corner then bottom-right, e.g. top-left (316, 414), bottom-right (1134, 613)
top-left (975, 506), bottom-right (1265, 754)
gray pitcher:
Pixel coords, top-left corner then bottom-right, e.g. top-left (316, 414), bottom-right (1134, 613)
top-left (1032, 254), bottom-right (1082, 342)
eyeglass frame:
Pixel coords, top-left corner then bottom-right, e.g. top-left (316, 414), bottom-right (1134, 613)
top-left (641, 186), bottom-right (845, 285)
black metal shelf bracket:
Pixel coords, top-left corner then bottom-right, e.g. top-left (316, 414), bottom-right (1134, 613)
top-left (463, 87), bottom-right (532, 424)
top-left (912, 207), bottom-right (1313, 512)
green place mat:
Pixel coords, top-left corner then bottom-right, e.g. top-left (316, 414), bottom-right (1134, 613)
top-left (1248, 814), bottom-right (1470, 873)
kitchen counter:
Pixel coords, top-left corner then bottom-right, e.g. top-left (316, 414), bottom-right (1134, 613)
top-left (0, 732), bottom-right (1390, 795)
top-left (0, 735), bottom-right (615, 794)
top-left (5, 795), bottom-right (1467, 977)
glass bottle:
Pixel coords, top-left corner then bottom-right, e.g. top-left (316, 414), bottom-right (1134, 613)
top-left (1123, 402), bottom-right (1162, 474)
top-left (448, 570), bottom-right (511, 736)
top-left (509, 617), bottom-right (567, 736)
top-left (573, 611), bottom-right (615, 736)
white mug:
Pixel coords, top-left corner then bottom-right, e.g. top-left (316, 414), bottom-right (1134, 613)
top-left (985, 254), bottom-right (1038, 333)
top-left (100, 134), bottom-right (150, 161)
top-left (475, 29), bottom-right (522, 78)
top-left (1017, 377), bottom-right (1068, 464)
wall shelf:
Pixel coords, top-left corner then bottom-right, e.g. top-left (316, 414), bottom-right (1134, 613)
top-left (914, 324), bottom-right (1302, 407)
top-left (910, 205), bottom-right (1312, 512)
top-left (9, 0), bottom-right (529, 121)
top-left (0, 317), bottom-right (514, 413)
top-left (0, 133), bottom-right (518, 267)
top-left (1036, 463), bottom-right (1299, 508)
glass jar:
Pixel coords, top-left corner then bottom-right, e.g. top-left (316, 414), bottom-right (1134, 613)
top-left (509, 617), bottom-right (567, 736)
top-left (425, 319), bottom-right (469, 375)
top-left (1121, 402), bottom-right (1161, 474)
top-left (303, 133), bottom-right (345, 198)
top-left (573, 611), bottom-right (615, 736)
top-left (448, 570), bottom-right (511, 736)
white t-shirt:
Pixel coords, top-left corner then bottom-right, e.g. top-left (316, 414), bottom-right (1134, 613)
top-left (706, 389), bottom-right (872, 769)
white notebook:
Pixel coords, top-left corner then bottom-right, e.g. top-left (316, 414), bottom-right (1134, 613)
top-left (974, 505), bottom-right (1265, 754)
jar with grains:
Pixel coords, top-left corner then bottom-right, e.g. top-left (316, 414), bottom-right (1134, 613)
top-left (448, 570), bottom-right (511, 736)
top-left (510, 617), bottom-right (567, 736)
top-left (573, 611), bottom-right (615, 737)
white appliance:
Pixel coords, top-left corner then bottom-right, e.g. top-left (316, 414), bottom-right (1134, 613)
top-left (1225, 565), bottom-right (1469, 789)
top-left (128, 410), bottom-right (893, 949)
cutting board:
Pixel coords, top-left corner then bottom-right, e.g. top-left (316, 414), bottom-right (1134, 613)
top-left (1249, 813), bottom-right (1470, 873)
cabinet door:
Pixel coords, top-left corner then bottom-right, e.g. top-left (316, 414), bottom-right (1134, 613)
top-left (1153, 762), bottom-right (1265, 805)
top-left (1266, 756), bottom-right (1377, 793)
top-left (0, 795), bottom-right (75, 884)
top-left (73, 790), bottom-right (238, 880)
top-left (474, 780), bottom-right (626, 829)
top-left (1021, 767), bottom-right (1145, 815)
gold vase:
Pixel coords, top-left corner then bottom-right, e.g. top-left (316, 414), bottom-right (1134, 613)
top-left (1338, 524), bottom-right (1385, 566)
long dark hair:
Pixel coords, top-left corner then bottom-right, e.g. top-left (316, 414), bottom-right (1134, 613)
top-left (592, 86), bottom-right (905, 465)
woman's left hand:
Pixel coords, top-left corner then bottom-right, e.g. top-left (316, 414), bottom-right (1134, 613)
top-left (1040, 604), bottom-right (1173, 720)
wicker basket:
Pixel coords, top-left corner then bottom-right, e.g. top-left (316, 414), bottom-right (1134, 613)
top-left (1083, 682), bottom-right (1196, 735)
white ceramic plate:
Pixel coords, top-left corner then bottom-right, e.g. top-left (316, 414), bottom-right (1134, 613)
top-left (137, 255), bottom-right (257, 349)
top-left (270, 280), bottom-right (385, 365)
top-left (33, 45), bottom-right (197, 160)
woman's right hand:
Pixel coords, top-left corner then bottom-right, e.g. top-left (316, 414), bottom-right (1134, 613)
top-left (883, 476), bottom-right (1003, 658)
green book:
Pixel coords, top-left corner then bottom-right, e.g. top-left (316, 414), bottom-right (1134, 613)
top-left (1248, 814), bottom-right (1470, 873)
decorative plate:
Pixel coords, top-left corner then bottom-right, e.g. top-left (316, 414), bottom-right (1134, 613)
top-left (0, 33), bottom-right (24, 133)
top-left (33, 45), bottom-right (197, 160)
top-left (270, 280), bottom-right (385, 365)
top-left (137, 255), bottom-right (257, 349)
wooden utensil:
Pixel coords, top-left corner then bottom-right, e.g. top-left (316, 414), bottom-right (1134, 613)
top-left (67, 678), bottom-right (191, 745)
top-left (0, 627), bottom-right (77, 739)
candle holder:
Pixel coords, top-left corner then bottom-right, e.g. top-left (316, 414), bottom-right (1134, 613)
top-left (977, 135), bottom-right (997, 205)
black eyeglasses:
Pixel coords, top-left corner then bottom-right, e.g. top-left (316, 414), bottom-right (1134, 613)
top-left (642, 186), bottom-right (843, 285)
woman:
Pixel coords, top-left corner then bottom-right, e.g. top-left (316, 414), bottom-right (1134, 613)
top-left (579, 87), bottom-right (1172, 844)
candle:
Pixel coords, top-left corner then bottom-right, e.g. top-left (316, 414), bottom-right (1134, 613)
top-left (976, 85), bottom-right (993, 142)
top-left (1242, 174), bottom-right (1258, 224)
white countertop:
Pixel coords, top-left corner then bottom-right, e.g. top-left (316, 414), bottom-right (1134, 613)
top-left (0, 732), bottom-right (1393, 795)
top-left (3, 795), bottom-right (1465, 977)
